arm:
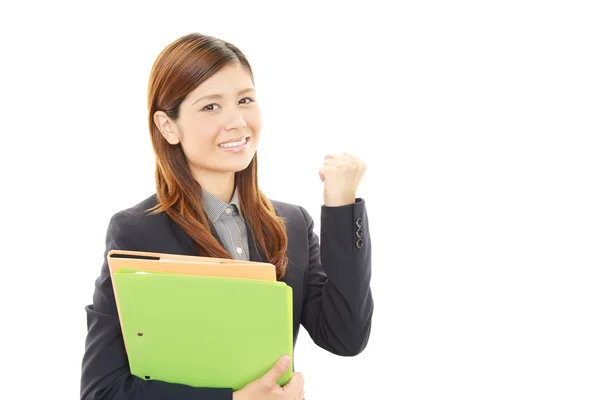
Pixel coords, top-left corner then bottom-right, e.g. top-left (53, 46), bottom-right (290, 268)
top-left (80, 211), bottom-right (233, 400)
top-left (299, 198), bottom-right (374, 356)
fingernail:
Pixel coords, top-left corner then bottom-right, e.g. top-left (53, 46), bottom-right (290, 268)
top-left (280, 355), bottom-right (290, 368)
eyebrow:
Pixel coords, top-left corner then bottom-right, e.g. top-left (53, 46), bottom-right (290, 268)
top-left (192, 88), bottom-right (256, 106)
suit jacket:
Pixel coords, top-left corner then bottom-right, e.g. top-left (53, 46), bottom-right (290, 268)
top-left (80, 195), bottom-right (373, 400)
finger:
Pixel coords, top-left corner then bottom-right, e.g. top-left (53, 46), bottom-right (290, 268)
top-left (285, 372), bottom-right (303, 385)
top-left (324, 153), bottom-right (351, 161)
top-left (297, 389), bottom-right (306, 400)
top-left (323, 159), bottom-right (360, 174)
top-left (319, 165), bottom-right (337, 179)
top-left (324, 155), bottom-right (362, 168)
top-left (261, 355), bottom-right (291, 386)
top-left (341, 152), bottom-right (366, 170)
top-left (283, 372), bottom-right (304, 394)
top-left (324, 158), bottom-right (354, 167)
top-left (342, 152), bottom-right (361, 161)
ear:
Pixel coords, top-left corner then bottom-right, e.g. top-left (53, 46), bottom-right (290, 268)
top-left (153, 111), bottom-right (181, 145)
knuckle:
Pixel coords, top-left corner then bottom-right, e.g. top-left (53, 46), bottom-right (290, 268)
top-left (259, 379), bottom-right (271, 390)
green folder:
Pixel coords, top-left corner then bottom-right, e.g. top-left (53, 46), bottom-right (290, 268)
top-left (113, 268), bottom-right (293, 390)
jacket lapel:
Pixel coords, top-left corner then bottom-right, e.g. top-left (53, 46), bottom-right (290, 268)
top-left (167, 217), bottom-right (200, 256)
top-left (245, 219), bottom-right (267, 263)
top-left (168, 211), bottom-right (266, 263)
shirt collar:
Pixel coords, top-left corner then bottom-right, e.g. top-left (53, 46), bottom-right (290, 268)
top-left (201, 187), bottom-right (240, 224)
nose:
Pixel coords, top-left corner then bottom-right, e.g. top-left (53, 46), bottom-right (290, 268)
top-left (224, 110), bottom-right (247, 131)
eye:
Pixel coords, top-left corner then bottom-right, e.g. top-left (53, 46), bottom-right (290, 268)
top-left (239, 97), bottom-right (255, 105)
top-left (202, 103), bottom-right (220, 111)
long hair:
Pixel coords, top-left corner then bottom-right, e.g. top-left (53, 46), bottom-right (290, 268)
top-left (146, 33), bottom-right (288, 279)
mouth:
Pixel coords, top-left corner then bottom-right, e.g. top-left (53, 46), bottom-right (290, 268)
top-left (218, 136), bottom-right (250, 152)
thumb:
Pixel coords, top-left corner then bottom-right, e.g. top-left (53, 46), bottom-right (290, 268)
top-left (262, 355), bottom-right (291, 385)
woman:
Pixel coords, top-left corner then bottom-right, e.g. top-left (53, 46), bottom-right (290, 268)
top-left (80, 32), bottom-right (373, 400)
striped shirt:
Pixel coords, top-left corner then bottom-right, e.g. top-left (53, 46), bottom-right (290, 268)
top-left (201, 188), bottom-right (250, 261)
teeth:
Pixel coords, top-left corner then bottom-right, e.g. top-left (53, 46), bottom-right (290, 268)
top-left (219, 138), bottom-right (246, 148)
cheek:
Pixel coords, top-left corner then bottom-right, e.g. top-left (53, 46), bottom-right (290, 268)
top-left (245, 110), bottom-right (262, 134)
top-left (180, 120), bottom-right (220, 156)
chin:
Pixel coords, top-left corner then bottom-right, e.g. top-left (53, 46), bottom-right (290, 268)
top-left (227, 157), bottom-right (255, 173)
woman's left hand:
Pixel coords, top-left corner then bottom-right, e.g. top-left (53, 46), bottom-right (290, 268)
top-left (319, 152), bottom-right (366, 207)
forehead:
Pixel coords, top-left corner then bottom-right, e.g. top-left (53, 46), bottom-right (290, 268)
top-left (191, 62), bottom-right (254, 96)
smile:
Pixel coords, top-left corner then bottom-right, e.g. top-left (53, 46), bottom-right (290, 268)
top-left (218, 137), bottom-right (250, 152)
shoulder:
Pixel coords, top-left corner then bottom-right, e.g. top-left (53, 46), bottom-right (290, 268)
top-left (270, 199), bottom-right (311, 223)
top-left (109, 194), bottom-right (159, 225)
top-left (105, 194), bottom-right (167, 243)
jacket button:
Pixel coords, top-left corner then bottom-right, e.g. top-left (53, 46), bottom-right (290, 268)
top-left (356, 238), bottom-right (364, 248)
top-left (355, 228), bottom-right (363, 238)
top-left (355, 217), bottom-right (363, 228)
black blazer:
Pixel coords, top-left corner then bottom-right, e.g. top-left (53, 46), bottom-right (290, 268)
top-left (80, 195), bottom-right (373, 400)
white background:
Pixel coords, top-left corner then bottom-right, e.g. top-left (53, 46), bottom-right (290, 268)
top-left (1, 1), bottom-right (599, 399)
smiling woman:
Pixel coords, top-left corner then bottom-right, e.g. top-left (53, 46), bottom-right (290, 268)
top-left (80, 32), bottom-right (373, 400)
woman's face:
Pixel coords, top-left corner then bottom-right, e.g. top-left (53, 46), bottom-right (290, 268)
top-left (155, 62), bottom-right (261, 182)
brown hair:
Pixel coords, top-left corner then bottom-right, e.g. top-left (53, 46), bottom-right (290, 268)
top-left (146, 33), bottom-right (288, 279)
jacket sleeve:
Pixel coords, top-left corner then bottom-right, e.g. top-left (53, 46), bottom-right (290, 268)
top-left (80, 211), bottom-right (233, 400)
top-left (299, 198), bottom-right (374, 356)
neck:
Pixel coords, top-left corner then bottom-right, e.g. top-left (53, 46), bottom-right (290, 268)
top-left (193, 170), bottom-right (236, 203)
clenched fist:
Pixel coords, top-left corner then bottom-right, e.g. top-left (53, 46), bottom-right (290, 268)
top-left (318, 152), bottom-right (366, 207)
